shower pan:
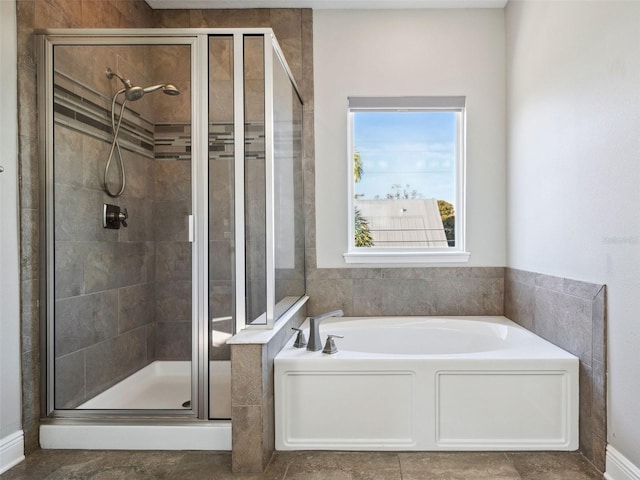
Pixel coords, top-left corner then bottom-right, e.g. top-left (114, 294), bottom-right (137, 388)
top-left (37, 29), bottom-right (305, 450)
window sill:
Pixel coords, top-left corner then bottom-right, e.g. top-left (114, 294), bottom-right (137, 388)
top-left (343, 250), bottom-right (471, 265)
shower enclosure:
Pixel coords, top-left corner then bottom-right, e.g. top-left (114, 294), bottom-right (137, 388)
top-left (37, 30), bottom-right (305, 447)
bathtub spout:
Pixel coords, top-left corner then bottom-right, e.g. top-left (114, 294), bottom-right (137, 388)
top-left (307, 310), bottom-right (344, 351)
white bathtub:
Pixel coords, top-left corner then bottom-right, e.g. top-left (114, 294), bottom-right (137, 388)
top-left (275, 316), bottom-right (579, 451)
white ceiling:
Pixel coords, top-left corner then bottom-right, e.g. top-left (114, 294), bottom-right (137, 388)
top-left (145, 0), bottom-right (507, 9)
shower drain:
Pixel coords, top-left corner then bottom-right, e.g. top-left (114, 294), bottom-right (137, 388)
top-left (182, 400), bottom-right (191, 408)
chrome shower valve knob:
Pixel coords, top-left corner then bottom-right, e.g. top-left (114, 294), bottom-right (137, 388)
top-left (103, 203), bottom-right (128, 229)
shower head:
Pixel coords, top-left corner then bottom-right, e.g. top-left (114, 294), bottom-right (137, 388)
top-left (124, 86), bottom-right (145, 101)
top-left (106, 67), bottom-right (181, 102)
top-left (142, 83), bottom-right (181, 96)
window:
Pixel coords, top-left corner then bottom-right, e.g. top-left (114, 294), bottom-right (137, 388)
top-left (345, 96), bottom-right (469, 264)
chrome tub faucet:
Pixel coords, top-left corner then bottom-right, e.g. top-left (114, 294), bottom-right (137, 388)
top-left (307, 309), bottom-right (344, 351)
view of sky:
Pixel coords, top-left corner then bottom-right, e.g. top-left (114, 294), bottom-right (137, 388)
top-left (353, 111), bottom-right (457, 205)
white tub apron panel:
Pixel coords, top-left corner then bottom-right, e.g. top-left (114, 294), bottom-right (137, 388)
top-left (275, 316), bottom-right (579, 451)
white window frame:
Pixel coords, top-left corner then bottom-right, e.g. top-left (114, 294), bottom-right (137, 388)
top-left (344, 96), bottom-right (470, 264)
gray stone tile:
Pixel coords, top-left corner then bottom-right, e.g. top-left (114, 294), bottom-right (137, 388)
top-left (306, 278), bottom-right (354, 316)
top-left (146, 324), bottom-right (157, 362)
top-left (579, 363), bottom-right (593, 461)
top-left (155, 160), bottom-right (191, 202)
top-left (232, 405), bottom-right (265, 474)
top-left (54, 255), bottom-right (84, 300)
top-left (155, 321), bottom-right (192, 361)
top-left (54, 351), bottom-right (85, 409)
top-left (505, 267), bottom-right (537, 286)
top-left (210, 239), bottom-right (234, 281)
top-left (231, 344), bottom-right (264, 407)
top-left (533, 287), bottom-right (593, 364)
top-left (117, 199), bottom-right (154, 243)
top-left (20, 295), bottom-right (39, 355)
top-left (155, 241), bottom-right (192, 282)
top-left (432, 277), bottom-right (503, 315)
top-left (54, 184), bottom-right (112, 242)
top-left (118, 284), bottom-right (155, 334)
top-left (155, 279), bottom-right (192, 323)
top-left (54, 290), bottom-right (119, 357)
top-left (399, 452), bottom-right (519, 480)
top-left (535, 274), bottom-right (602, 300)
top-left (84, 327), bottom-right (148, 399)
top-left (18, 135), bottom-right (39, 210)
top-left (352, 278), bottom-right (437, 316)
top-left (54, 125), bottom-right (84, 187)
top-left (508, 452), bottom-right (603, 479)
top-left (591, 286), bottom-right (606, 364)
top-left (20, 207), bottom-right (39, 282)
top-left (504, 277), bottom-right (535, 330)
top-left (283, 451), bottom-right (402, 480)
top-left (0, 450), bottom-right (96, 480)
top-left (591, 359), bottom-right (607, 441)
top-left (154, 200), bottom-right (191, 242)
top-left (591, 435), bottom-right (607, 474)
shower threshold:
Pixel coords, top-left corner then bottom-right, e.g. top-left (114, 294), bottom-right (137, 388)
top-left (40, 361), bottom-right (231, 450)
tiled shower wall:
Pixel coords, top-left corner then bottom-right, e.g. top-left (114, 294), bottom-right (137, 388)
top-left (504, 268), bottom-right (606, 472)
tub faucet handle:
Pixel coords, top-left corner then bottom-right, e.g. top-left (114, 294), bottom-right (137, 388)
top-left (323, 334), bottom-right (344, 355)
top-left (291, 327), bottom-right (307, 348)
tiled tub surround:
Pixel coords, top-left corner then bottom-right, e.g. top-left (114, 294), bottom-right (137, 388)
top-left (504, 268), bottom-right (606, 472)
top-left (306, 262), bottom-right (505, 317)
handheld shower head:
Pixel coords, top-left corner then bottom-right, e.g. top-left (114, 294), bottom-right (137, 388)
top-left (161, 84), bottom-right (181, 96)
top-left (124, 86), bottom-right (145, 101)
top-left (142, 83), bottom-right (181, 96)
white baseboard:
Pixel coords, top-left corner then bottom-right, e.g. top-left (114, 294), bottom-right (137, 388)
top-left (0, 430), bottom-right (25, 474)
top-left (606, 445), bottom-right (640, 480)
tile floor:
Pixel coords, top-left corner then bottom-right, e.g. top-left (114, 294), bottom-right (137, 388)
top-left (1, 450), bottom-right (603, 480)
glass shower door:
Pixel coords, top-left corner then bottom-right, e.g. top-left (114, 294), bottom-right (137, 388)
top-left (49, 40), bottom-right (195, 412)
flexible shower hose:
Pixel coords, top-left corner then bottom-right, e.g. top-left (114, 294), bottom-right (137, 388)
top-left (103, 89), bottom-right (128, 198)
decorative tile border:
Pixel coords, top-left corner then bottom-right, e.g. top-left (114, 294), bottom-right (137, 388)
top-left (53, 71), bottom-right (154, 159)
